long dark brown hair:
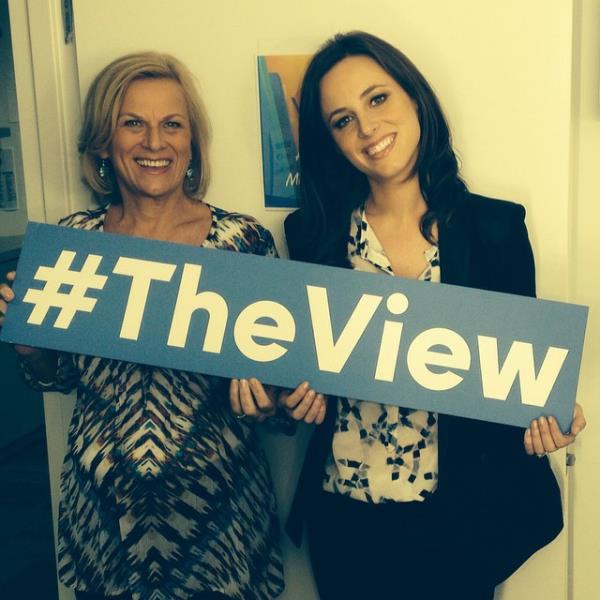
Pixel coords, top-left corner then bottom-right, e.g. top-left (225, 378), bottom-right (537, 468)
top-left (298, 31), bottom-right (467, 264)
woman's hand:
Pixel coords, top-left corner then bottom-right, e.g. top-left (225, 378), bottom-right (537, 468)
top-left (0, 271), bottom-right (17, 324)
top-left (229, 379), bottom-right (327, 425)
top-left (229, 378), bottom-right (277, 422)
top-left (0, 271), bottom-right (40, 358)
top-left (524, 403), bottom-right (586, 457)
top-left (279, 381), bottom-right (327, 425)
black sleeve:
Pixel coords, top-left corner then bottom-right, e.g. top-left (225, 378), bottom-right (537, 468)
top-left (284, 210), bottom-right (310, 262)
top-left (500, 204), bottom-right (536, 298)
top-left (470, 198), bottom-right (537, 298)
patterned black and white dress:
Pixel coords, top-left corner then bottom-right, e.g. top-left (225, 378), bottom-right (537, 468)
top-left (22, 204), bottom-right (284, 600)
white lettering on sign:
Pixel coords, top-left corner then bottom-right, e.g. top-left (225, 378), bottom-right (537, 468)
top-left (307, 285), bottom-right (382, 373)
top-left (23, 250), bottom-right (107, 328)
top-left (234, 301), bottom-right (296, 362)
top-left (113, 257), bottom-right (176, 340)
top-left (167, 264), bottom-right (228, 352)
top-left (48, 254), bottom-right (567, 409)
top-left (374, 292), bottom-right (410, 382)
top-left (407, 328), bottom-right (471, 391)
top-left (477, 336), bottom-right (569, 407)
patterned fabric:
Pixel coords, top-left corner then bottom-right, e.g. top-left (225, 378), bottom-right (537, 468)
top-left (22, 204), bottom-right (284, 600)
top-left (322, 205), bottom-right (440, 503)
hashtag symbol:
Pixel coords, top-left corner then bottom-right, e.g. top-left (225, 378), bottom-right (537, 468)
top-left (23, 250), bottom-right (108, 329)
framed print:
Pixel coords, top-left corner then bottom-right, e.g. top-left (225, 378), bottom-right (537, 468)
top-left (257, 54), bottom-right (310, 209)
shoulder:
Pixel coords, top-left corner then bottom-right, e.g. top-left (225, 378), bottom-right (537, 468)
top-left (284, 209), bottom-right (311, 261)
top-left (284, 208), bottom-right (350, 266)
top-left (448, 192), bottom-right (536, 296)
top-left (284, 208), bottom-right (303, 231)
top-left (462, 193), bottom-right (525, 219)
top-left (455, 193), bottom-right (527, 244)
top-left (58, 205), bottom-right (107, 229)
top-left (208, 204), bottom-right (277, 256)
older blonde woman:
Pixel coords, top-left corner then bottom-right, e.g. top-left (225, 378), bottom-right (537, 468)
top-left (1, 52), bottom-right (284, 600)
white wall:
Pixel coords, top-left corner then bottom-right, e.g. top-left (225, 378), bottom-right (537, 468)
top-left (72, 2), bottom-right (574, 305)
top-left (571, 1), bottom-right (600, 598)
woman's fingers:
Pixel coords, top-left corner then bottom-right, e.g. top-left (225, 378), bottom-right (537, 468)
top-left (524, 428), bottom-right (535, 455)
top-left (569, 403), bottom-right (586, 436)
top-left (229, 379), bottom-right (243, 416)
top-left (524, 405), bottom-right (586, 457)
top-left (238, 378), bottom-right (260, 417)
top-left (279, 382), bottom-right (327, 424)
top-left (524, 420), bottom-right (553, 456)
top-left (314, 400), bottom-right (327, 425)
top-left (249, 378), bottom-right (276, 415)
top-left (230, 377), bottom-right (328, 425)
top-left (289, 389), bottom-right (315, 420)
top-left (0, 272), bottom-right (17, 326)
top-left (303, 394), bottom-right (326, 424)
top-left (535, 417), bottom-right (559, 453)
top-left (0, 284), bottom-right (15, 303)
top-left (280, 381), bottom-right (310, 410)
top-left (229, 378), bottom-right (276, 421)
top-left (546, 416), bottom-right (575, 448)
top-left (291, 391), bottom-right (326, 422)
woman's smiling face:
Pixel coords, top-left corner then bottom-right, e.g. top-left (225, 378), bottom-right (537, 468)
top-left (104, 77), bottom-right (193, 203)
top-left (319, 55), bottom-right (421, 186)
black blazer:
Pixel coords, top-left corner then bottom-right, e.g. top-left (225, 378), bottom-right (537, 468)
top-left (284, 193), bottom-right (563, 585)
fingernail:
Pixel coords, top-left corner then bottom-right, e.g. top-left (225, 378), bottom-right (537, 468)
top-left (540, 416), bottom-right (547, 427)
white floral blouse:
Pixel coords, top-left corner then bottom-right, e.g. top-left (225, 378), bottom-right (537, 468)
top-left (323, 206), bottom-right (440, 503)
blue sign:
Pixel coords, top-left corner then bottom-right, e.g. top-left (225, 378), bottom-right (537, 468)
top-left (1, 222), bottom-right (588, 430)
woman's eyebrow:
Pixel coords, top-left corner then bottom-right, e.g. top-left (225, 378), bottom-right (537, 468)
top-left (360, 83), bottom-right (387, 98)
top-left (326, 84), bottom-right (387, 123)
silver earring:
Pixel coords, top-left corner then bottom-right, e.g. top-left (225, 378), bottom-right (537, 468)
top-left (186, 166), bottom-right (194, 180)
top-left (98, 158), bottom-right (109, 180)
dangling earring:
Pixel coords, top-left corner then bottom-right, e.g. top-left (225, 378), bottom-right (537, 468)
top-left (186, 164), bottom-right (194, 180)
top-left (98, 158), bottom-right (110, 180)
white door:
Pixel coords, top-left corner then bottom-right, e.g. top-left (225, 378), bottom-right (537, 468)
top-left (13, 1), bottom-right (576, 598)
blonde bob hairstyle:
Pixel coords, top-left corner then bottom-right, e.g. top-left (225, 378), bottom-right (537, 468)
top-left (79, 51), bottom-right (211, 203)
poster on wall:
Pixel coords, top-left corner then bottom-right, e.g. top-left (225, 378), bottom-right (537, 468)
top-left (257, 54), bottom-right (311, 209)
top-left (0, 147), bottom-right (18, 211)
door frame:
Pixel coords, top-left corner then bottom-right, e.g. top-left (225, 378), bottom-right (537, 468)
top-left (8, 2), bottom-right (84, 598)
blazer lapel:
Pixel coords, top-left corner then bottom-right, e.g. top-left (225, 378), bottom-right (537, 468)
top-left (438, 203), bottom-right (471, 287)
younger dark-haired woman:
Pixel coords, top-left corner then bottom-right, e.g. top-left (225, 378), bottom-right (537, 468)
top-left (280, 31), bottom-right (586, 600)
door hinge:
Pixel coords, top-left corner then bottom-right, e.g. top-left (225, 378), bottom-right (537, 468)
top-left (62, 0), bottom-right (74, 44)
